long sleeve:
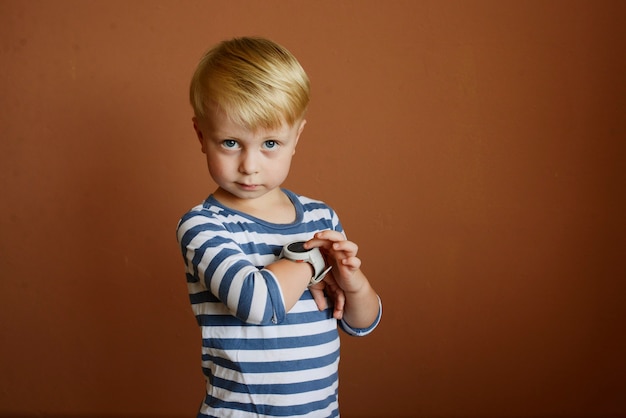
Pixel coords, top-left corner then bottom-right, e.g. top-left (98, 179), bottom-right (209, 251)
top-left (177, 210), bottom-right (286, 325)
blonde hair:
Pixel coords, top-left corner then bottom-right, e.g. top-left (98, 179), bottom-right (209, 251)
top-left (190, 37), bottom-right (310, 129)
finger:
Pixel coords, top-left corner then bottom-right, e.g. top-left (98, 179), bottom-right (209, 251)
top-left (341, 256), bottom-right (362, 270)
top-left (309, 287), bottom-right (328, 311)
top-left (305, 230), bottom-right (345, 249)
top-left (303, 237), bottom-right (333, 251)
top-left (331, 240), bottom-right (358, 256)
top-left (333, 290), bottom-right (345, 320)
top-left (315, 230), bottom-right (345, 242)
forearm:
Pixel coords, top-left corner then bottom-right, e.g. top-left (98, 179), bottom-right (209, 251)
top-left (265, 259), bottom-right (313, 312)
top-left (341, 270), bottom-right (381, 329)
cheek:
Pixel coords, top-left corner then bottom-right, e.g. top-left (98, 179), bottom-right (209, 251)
top-left (273, 155), bottom-right (293, 176)
top-left (206, 154), bottom-right (229, 178)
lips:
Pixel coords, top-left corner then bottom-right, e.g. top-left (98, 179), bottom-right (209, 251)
top-left (237, 183), bottom-right (259, 191)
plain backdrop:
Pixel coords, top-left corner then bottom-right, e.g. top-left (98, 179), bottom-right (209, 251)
top-left (1, 1), bottom-right (625, 417)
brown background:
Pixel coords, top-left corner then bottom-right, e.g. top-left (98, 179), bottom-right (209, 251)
top-left (1, 1), bottom-right (625, 417)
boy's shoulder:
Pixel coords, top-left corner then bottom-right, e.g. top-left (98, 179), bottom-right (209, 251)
top-left (178, 197), bottom-right (236, 225)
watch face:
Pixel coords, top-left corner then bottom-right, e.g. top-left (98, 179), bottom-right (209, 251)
top-left (287, 241), bottom-right (308, 253)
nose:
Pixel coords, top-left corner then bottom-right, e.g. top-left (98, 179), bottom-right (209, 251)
top-left (239, 150), bottom-right (259, 175)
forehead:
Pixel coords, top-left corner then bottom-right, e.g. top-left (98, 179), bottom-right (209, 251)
top-left (203, 102), bottom-right (297, 138)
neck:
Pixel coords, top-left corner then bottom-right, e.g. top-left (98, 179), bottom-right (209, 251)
top-left (213, 188), bottom-right (296, 223)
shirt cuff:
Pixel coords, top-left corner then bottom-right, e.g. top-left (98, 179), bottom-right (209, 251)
top-left (340, 295), bottom-right (382, 337)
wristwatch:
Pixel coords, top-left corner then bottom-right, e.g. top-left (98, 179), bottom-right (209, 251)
top-left (280, 241), bottom-right (332, 287)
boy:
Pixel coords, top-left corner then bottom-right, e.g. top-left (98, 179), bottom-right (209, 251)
top-left (177, 37), bottom-right (382, 418)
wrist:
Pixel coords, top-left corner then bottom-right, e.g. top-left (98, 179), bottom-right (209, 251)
top-left (279, 241), bottom-right (332, 286)
top-left (340, 270), bottom-right (371, 296)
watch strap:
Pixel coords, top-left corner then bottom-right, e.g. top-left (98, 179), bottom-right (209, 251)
top-left (279, 241), bottom-right (332, 286)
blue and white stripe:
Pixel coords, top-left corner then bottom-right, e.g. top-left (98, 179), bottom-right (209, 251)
top-left (177, 189), bottom-right (379, 417)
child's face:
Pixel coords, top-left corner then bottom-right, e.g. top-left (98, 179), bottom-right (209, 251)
top-left (193, 103), bottom-right (305, 204)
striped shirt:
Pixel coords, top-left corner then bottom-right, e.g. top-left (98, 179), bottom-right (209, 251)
top-left (177, 189), bottom-right (381, 418)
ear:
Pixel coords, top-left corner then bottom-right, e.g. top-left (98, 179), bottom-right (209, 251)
top-left (292, 119), bottom-right (307, 154)
top-left (192, 117), bottom-right (207, 154)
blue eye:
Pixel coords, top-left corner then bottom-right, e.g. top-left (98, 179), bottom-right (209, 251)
top-left (264, 140), bottom-right (278, 150)
top-left (222, 139), bottom-right (238, 149)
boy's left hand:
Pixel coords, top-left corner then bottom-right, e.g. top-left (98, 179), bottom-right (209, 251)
top-left (308, 230), bottom-right (380, 330)
top-left (309, 277), bottom-right (345, 320)
top-left (305, 230), bottom-right (366, 294)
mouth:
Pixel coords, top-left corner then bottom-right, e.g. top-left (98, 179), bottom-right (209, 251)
top-left (237, 183), bottom-right (260, 191)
